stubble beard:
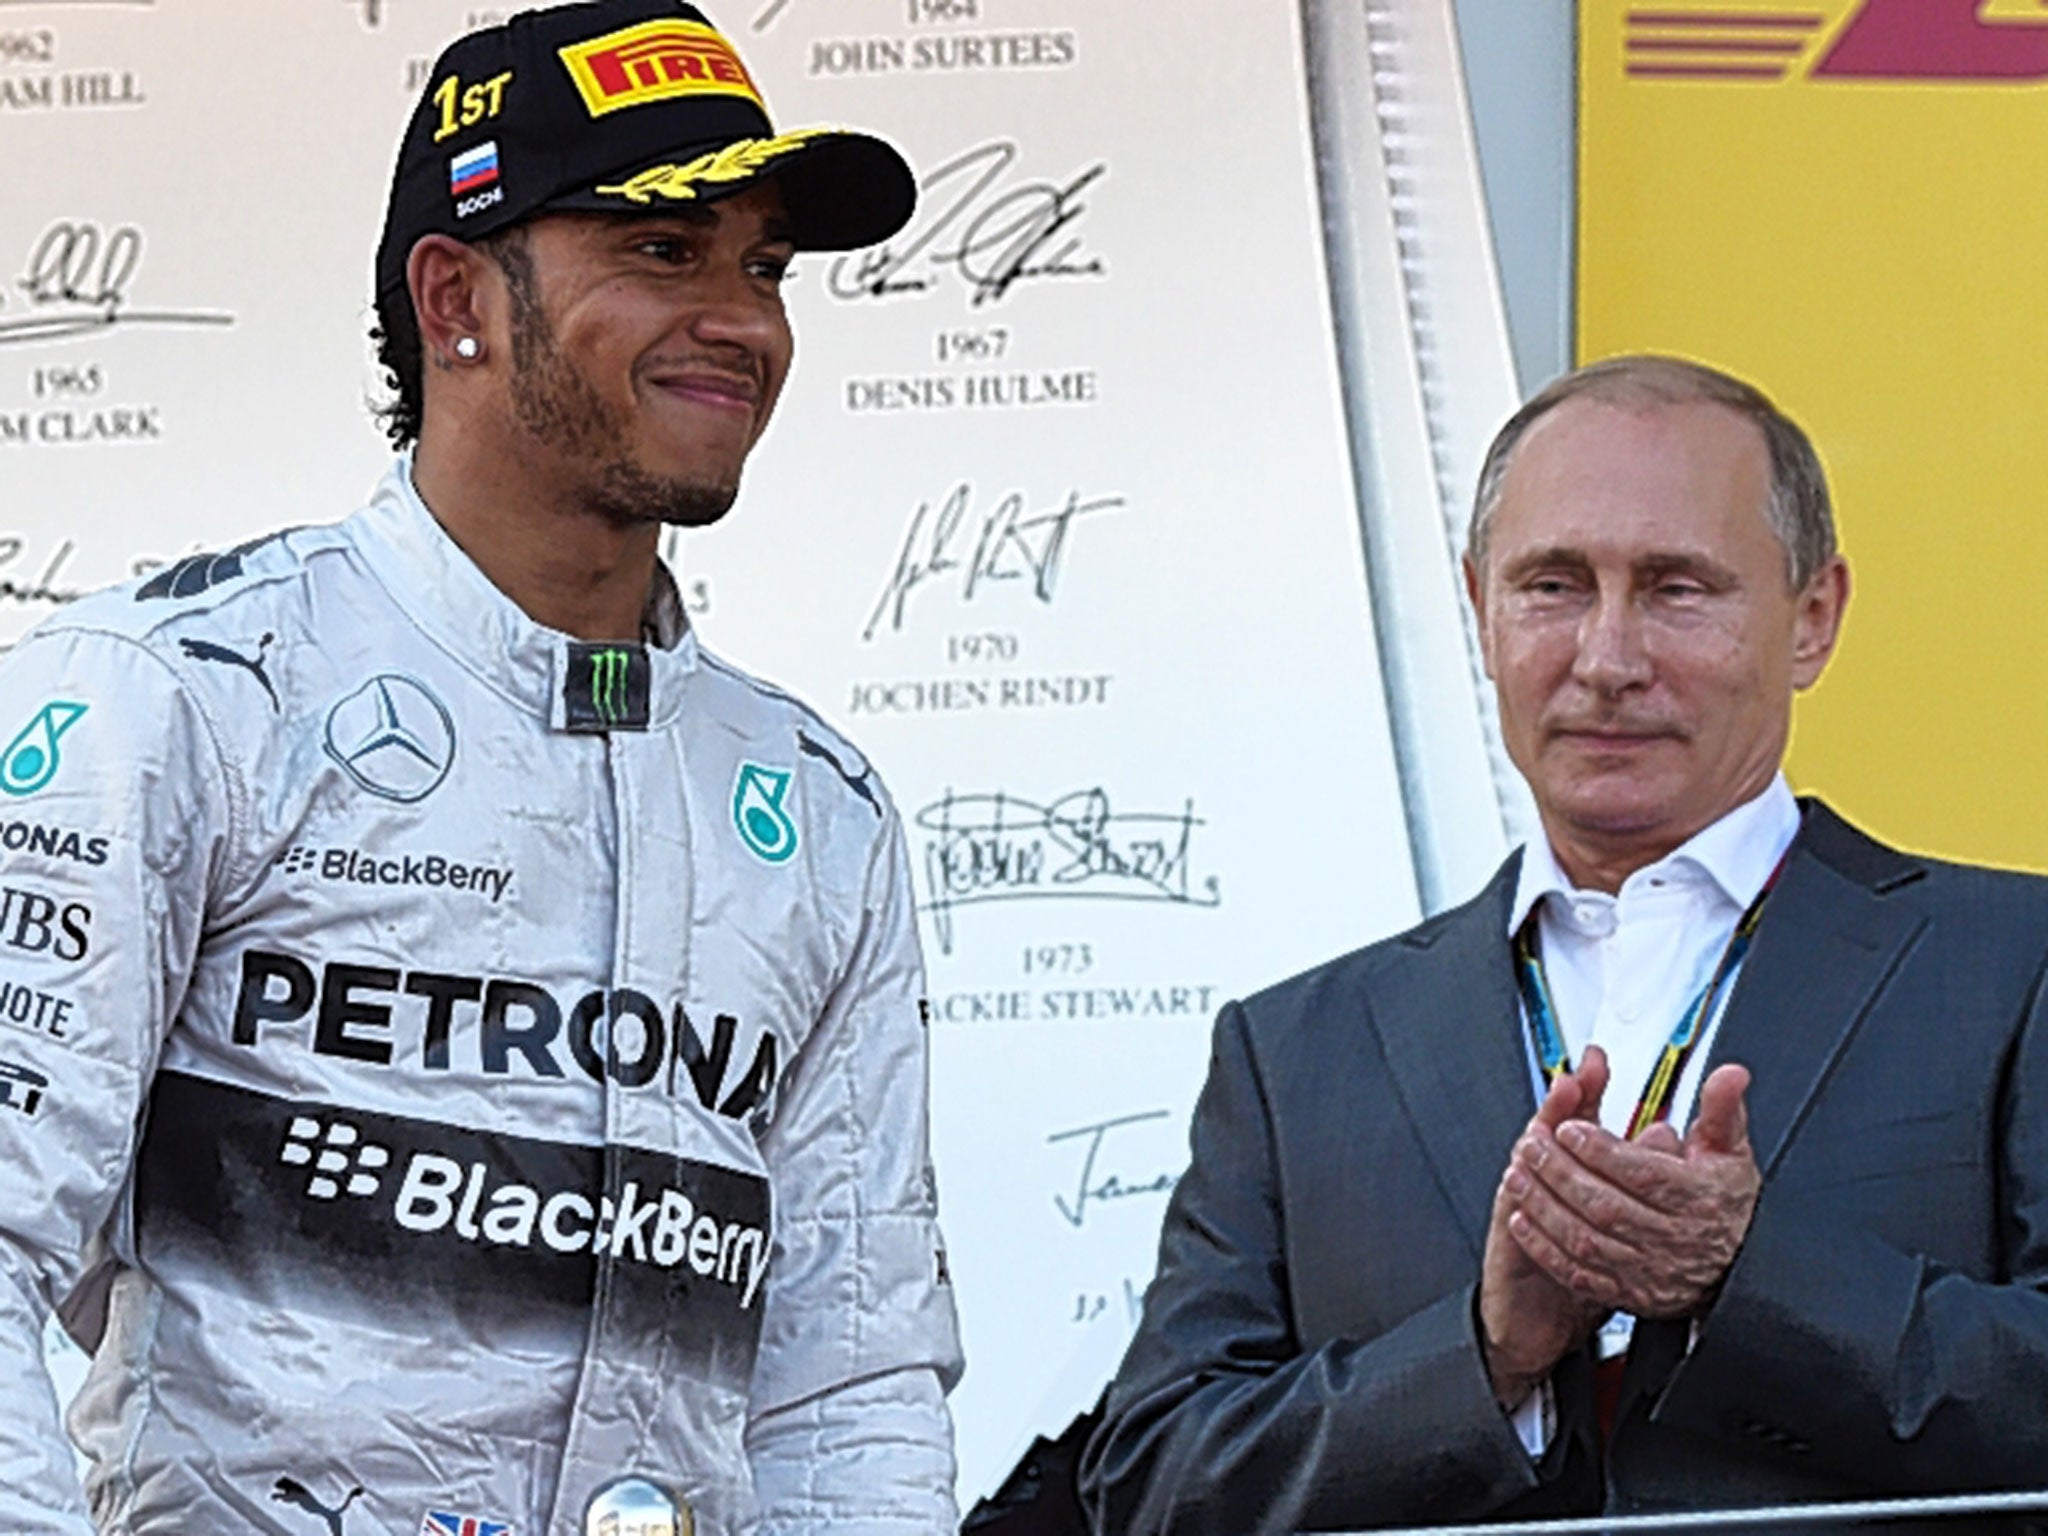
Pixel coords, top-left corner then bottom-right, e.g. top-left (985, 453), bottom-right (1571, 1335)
top-left (503, 263), bottom-right (741, 531)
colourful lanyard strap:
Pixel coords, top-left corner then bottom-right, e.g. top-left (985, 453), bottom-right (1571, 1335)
top-left (1511, 853), bottom-right (1788, 1139)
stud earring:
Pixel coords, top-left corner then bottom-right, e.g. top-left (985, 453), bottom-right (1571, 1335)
top-left (453, 336), bottom-right (481, 361)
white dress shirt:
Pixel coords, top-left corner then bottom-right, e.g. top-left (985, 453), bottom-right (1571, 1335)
top-left (1501, 775), bottom-right (1801, 1454)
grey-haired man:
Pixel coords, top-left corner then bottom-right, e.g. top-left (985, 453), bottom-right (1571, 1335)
top-left (1085, 356), bottom-right (2048, 1534)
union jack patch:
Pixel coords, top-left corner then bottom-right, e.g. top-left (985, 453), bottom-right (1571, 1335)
top-left (420, 1513), bottom-right (512, 1536)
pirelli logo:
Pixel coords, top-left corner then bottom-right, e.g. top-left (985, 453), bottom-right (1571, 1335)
top-left (558, 20), bottom-right (765, 117)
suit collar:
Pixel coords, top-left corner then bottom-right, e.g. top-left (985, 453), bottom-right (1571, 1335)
top-left (1365, 802), bottom-right (1928, 1261)
top-left (1703, 797), bottom-right (1928, 1176)
top-left (1369, 853), bottom-right (1537, 1256)
top-left (1786, 795), bottom-right (1927, 894)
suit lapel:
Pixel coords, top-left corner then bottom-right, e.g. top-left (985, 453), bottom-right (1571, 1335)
top-left (1368, 856), bottom-right (1537, 1256)
top-left (1699, 800), bottom-right (1928, 1176)
top-left (1623, 803), bottom-right (1929, 1434)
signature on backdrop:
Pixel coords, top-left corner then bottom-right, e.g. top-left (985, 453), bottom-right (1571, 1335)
top-left (0, 222), bottom-right (233, 350)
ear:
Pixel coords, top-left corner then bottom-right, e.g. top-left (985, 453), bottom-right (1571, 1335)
top-left (1789, 554), bottom-right (1850, 692)
top-left (407, 234), bottom-right (494, 370)
top-left (1463, 553), bottom-right (1498, 679)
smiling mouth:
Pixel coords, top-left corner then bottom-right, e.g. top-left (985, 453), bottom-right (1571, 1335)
top-left (1552, 728), bottom-right (1682, 750)
top-left (649, 370), bottom-right (760, 414)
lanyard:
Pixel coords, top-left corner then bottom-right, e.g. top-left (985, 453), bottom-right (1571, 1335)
top-left (1511, 853), bottom-right (1788, 1139)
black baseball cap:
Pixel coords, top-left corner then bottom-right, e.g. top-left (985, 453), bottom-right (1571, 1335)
top-left (374, 0), bottom-right (915, 300)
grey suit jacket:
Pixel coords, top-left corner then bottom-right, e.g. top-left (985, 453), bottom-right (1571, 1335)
top-left (1079, 803), bottom-right (2048, 1534)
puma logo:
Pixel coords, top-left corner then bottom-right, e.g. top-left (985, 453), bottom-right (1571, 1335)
top-left (180, 632), bottom-right (278, 712)
top-left (270, 1475), bottom-right (364, 1535)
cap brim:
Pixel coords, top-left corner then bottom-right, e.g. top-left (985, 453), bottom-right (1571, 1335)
top-left (544, 129), bottom-right (915, 252)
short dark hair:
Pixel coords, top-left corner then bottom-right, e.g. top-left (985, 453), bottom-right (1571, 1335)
top-left (368, 226), bottom-right (533, 450)
top-left (1466, 354), bottom-right (1837, 590)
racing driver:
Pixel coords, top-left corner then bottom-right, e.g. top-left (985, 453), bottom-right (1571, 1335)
top-left (0, 3), bottom-right (961, 1533)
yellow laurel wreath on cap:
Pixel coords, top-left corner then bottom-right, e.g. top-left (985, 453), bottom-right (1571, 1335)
top-left (596, 129), bottom-right (828, 204)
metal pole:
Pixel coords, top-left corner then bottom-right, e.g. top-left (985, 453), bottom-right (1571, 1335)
top-left (1339, 1488), bottom-right (2048, 1536)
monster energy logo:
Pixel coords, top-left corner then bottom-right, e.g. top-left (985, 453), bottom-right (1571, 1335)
top-left (591, 648), bottom-right (631, 726)
top-left (564, 642), bottom-right (650, 733)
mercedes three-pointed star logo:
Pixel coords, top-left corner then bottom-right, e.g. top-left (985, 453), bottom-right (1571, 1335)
top-left (322, 674), bottom-right (455, 803)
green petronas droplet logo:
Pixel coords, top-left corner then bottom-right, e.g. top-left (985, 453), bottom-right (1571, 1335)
top-left (733, 762), bottom-right (797, 864)
top-left (0, 701), bottom-right (86, 797)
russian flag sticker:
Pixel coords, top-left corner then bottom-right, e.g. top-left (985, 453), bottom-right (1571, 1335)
top-left (449, 141), bottom-right (500, 197)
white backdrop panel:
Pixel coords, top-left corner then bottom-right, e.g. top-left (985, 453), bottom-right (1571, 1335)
top-left (7, 0), bottom-right (1429, 1508)
top-left (712, 0), bottom-right (1423, 1496)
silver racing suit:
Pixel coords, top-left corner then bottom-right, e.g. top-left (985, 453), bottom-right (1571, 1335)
top-left (0, 462), bottom-right (962, 1535)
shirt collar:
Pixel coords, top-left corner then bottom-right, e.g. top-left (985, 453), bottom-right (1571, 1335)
top-left (1507, 774), bottom-right (1801, 935)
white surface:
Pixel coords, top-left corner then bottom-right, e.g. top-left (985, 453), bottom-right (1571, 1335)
top-left (5, 0), bottom-right (1468, 1507)
top-left (710, 1), bottom-right (1425, 1495)
top-left (1303, 0), bottom-right (1531, 909)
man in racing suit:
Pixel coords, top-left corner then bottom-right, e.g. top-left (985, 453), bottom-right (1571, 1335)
top-left (0, 4), bottom-right (961, 1533)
